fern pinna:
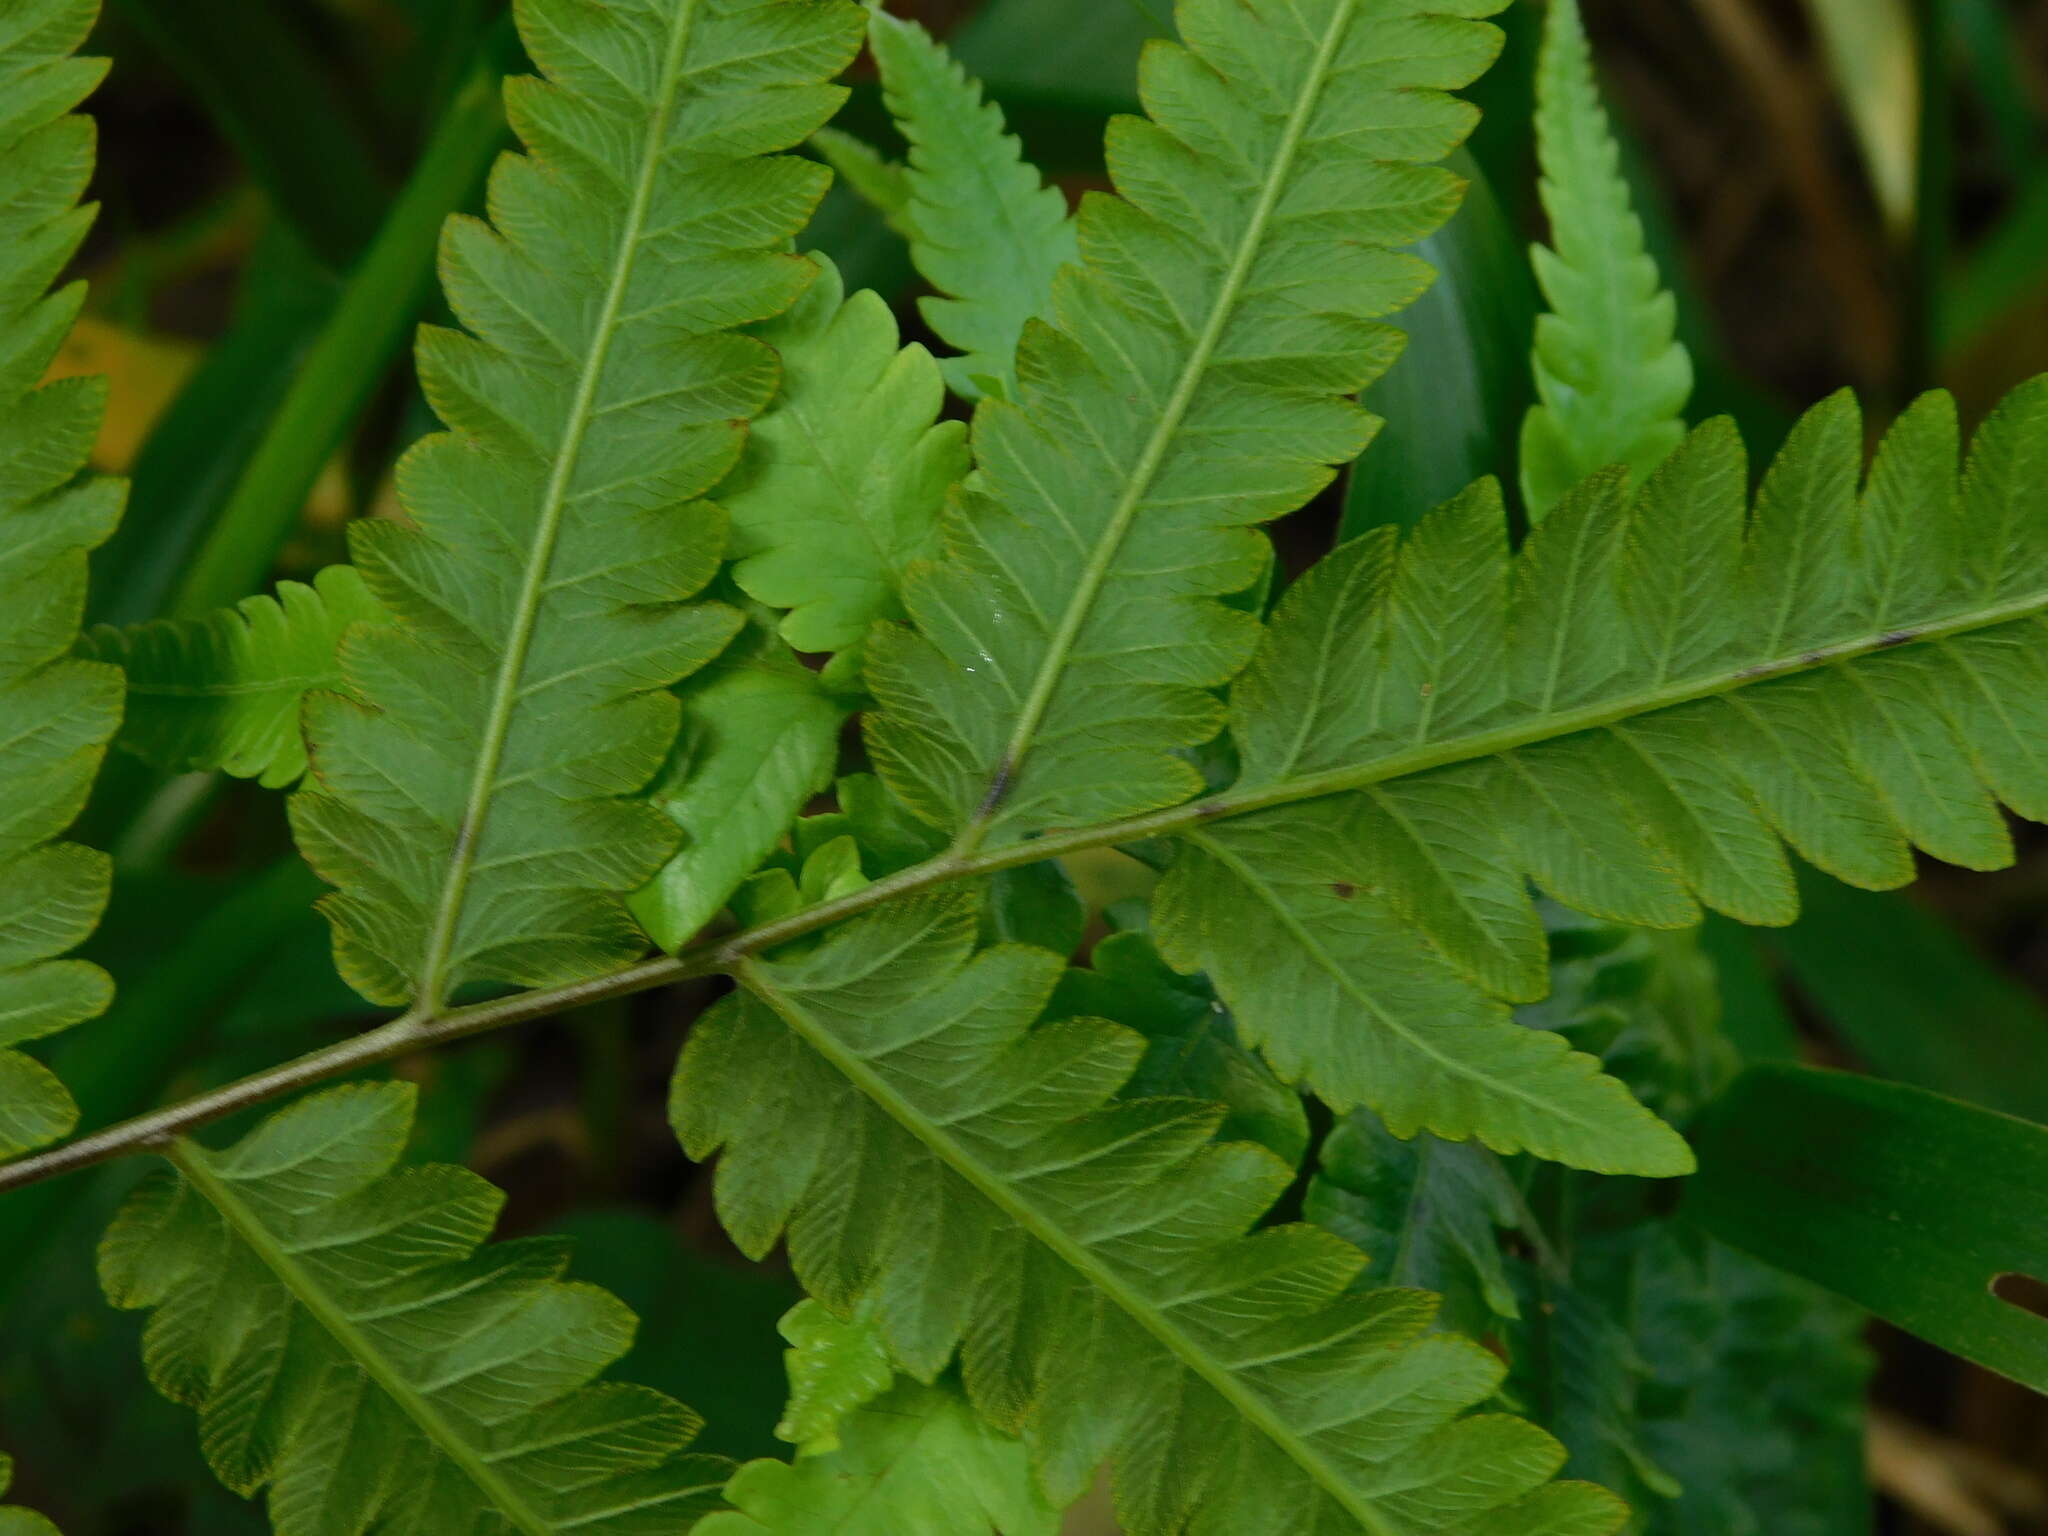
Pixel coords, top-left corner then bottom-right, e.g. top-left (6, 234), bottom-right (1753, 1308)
top-left (2, 0), bottom-right (2046, 1530)
top-left (0, 0), bottom-right (121, 1161)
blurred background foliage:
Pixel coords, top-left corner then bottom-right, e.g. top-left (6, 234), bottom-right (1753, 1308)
top-left (7, 0), bottom-right (2048, 1531)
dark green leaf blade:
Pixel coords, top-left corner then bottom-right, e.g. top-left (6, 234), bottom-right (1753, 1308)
top-left (1766, 864), bottom-right (2048, 1121)
top-left (1690, 1063), bottom-right (2048, 1393)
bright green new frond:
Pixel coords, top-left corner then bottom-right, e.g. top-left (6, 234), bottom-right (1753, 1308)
top-left (97, 1083), bottom-right (729, 1535)
top-left (866, 0), bottom-right (1507, 847)
top-left (672, 893), bottom-right (1626, 1536)
top-left (86, 565), bottom-right (384, 789)
top-left (866, 10), bottom-right (1076, 401)
top-left (0, 1458), bottom-right (57, 1536)
top-left (709, 1381), bottom-right (1058, 1535)
top-left (771, 1300), bottom-right (893, 1453)
top-left (1518, 0), bottom-right (1691, 521)
top-left (722, 252), bottom-right (966, 661)
top-left (0, 0), bottom-right (121, 1160)
top-left (1157, 382), bottom-right (2048, 1175)
top-left (288, 0), bottom-right (864, 1008)
top-left (632, 610), bottom-right (846, 953)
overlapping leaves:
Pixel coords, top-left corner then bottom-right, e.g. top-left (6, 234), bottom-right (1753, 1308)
top-left (1312, 904), bottom-right (1871, 1533)
top-left (865, 0), bottom-right (1509, 845)
top-left (288, 0), bottom-right (864, 1007)
top-left (99, 1083), bottom-right (729, 1534)
top-left (709, 1381), bottom-right (1056, 1534)
top-left (0, 0), bottom-right (122, 1159)
top-left (87, 565), bottom-right (384, 788)
top-left (674, 892), bottom-right (1625, 1536)
top-left (1155, 382), bottom-right (2048, 1172)
top-left (865, 9), bottom-right (1076, 401)
top-left (720, 252), bottom-right (965, 667)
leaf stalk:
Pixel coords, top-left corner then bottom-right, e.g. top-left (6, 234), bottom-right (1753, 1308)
top-left (4, 593), bottom-right (2042, 1194)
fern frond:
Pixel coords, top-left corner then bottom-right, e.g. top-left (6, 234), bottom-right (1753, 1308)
top-left (0, 1457), bottom-right (57, 1536)
top-left (632, 610), bottom-right (846, 952)
top-left (85, 565), bottom-right (384, 789)
top-left (673, 893), bottom-right (1626, 1535)
top-left (287, 0), bottom-right (864, 1008)
top-left (771, 1299), bottom-right (893, 1452)
top-left (98, 1082), bottom-right (729, 1534)
top-left (708, 1380), bottom-right (1059, 1535)
top-left (1608, 1230), bottom-right (1869, 1534)
top-left (866, 0), bottom-right (1505, 847)
top-left (1153, 384), bottom-right (2048, 1171)
top-left (1518, 0), bottom-right (1691, 520)
top-left (0, 0), bottom-right (121, 1160)
top-left (722, 252), bottom-right (966, 662)
top-left (866, 10), bottom-right (1076, 401)
top-left (1048, 926), bottom-right (1309, 1163)
top-left (1307, 1110), bottom-right (1524, 1338)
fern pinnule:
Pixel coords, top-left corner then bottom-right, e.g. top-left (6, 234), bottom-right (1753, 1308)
top-left (0, 0), bottom-right (122, 1159)
top-left (86, 565), bottom-right (384, 789)
top-left (632, 606), bottom-right (847, 952)
top-left (287, 0), bottom-right (864, 1008)
top-left (708, 1379), bottom-right (1058, 1534)
top-left (808, 126), bottom-right (915, 240)
top-left (721, 252), bottom-right (966, 667)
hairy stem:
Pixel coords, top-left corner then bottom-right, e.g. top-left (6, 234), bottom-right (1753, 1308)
top-left (2, 599), bottom-right (2040, 1195)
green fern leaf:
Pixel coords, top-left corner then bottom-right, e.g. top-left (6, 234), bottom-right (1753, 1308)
top-left (673, 892), bottom-right (1626, 1535)
top-left (722, 252), bottom-right (966, 662)
top-left (632, 606), bottom-right (845, 952)
top-left (1518, 0), bottom-right (1691, 520)
top-left (0, 1457), bottom-right (58, 1536)
top-left (865, 0), bottom-right (1504, 848)
top-left (866, 10), bottom-right (1076, 401)
top-left (98, 1082), bottom-right (730, 1534)
top-left (1153, 383), bottom-right (2048, 1171)
top-left (708, 1380), bottom-right (1059, 1535)
top-left (1047, 926), bottom-right (1309, 1163)
top-left (1612, 1231), bottom-right (1869, 1535)
top-left (287, 0), bottom-right (864, 1008)
top-left (0, 0), bottom-right (121, 1160)
top-left (85, 564), bottom-right (384, 789)
top-left (771, 1300), bottom-right (893, 1453)
top-left (1307, 1110), bottom-right (1524, 1338)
